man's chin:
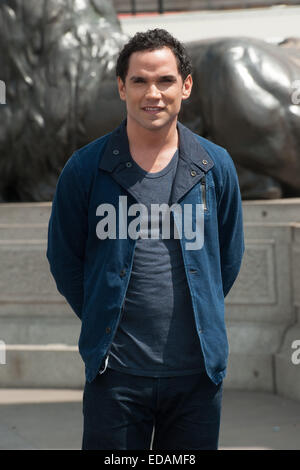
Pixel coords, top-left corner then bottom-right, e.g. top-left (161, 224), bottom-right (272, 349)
top-left (141, 117), bottom-right (176, 132)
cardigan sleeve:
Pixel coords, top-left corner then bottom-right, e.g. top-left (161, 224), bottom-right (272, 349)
top-left (46, 153), bottom-right (88, 319)
top-left (217, 151), bottom-right (245, 297)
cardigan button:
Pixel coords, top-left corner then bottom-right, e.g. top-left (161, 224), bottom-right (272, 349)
top-left (120, 269), bottom-right (126, 277)
top-left (105, 327), bottom-right (111, 334)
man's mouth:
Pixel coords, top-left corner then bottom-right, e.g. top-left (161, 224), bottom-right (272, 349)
top-left (142, 107), bottom-right (164, 114)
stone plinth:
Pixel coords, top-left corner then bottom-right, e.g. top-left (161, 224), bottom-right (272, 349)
top-left (224, 202), bottom-right (300, 397)
top-left (0, 200), bottom-right (299, 399)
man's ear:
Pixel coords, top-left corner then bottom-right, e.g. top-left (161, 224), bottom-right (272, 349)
top-left (182, 74), bottom-right (193, 100)
top-left (117, 76), bottom-right (126, 101)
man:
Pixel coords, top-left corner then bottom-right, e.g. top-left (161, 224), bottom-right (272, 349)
top-left (47, 28), bottom-right (245, 450)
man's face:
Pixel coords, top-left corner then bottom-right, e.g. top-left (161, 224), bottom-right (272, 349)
top-left (117, 46), bottom-right (193, 132)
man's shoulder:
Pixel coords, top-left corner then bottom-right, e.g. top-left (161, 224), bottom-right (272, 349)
top-left (178, 122), bottom-right (234, 175)
top-left (193, 133), bottom-right (232, 170)
top-left (73, 131), bottom-right (112, 170)
top-left (189, 132), bottom-right (236, 180)
top-left (57, 130), bottom-right (115, 196)
top-left (196, 134), bottom-right (226, 156)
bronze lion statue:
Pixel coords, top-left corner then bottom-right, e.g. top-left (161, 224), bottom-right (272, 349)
top-left (1, 0), bottom-right (300, 201)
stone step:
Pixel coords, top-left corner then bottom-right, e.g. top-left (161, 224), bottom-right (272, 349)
top-left (0, 322), bottom-right (297, 394)
top-left (0, 203), bottom-right (51, 224)
top-left (0, 316), bottom-right (80, 345)
top-left (274, 323), bottom-right (300, 402)
top-left (242, 199), bottom-right (300, 223)
top-left (225, 353), bottom-right (274, 392)
top-left (0, 319), bottom-right (287, 389)
top-left (0, 342), bottom-right (275, 390)
top-left (0, 345), bottom-right (85, 388)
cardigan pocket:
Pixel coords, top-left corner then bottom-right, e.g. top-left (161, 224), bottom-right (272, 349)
top-left (200, 176), bottom-right (208, 212)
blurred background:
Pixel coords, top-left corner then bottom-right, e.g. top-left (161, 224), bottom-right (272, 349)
top-left (0, 0), bottom-right (300, 449)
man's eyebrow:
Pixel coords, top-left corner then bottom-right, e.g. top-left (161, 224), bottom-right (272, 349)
top-left (129, 75), bottom-right (177, 81)
top-left (129, 76), bottom-right (146, 81)
top-left (160, 75), bottom-right (177, 80)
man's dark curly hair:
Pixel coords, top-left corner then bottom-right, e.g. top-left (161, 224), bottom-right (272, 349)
top-left (116, 28), bottom-right (193, 82)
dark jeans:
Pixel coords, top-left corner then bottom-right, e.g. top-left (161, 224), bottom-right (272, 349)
top-left (82, 367), bottom-right (223, 450)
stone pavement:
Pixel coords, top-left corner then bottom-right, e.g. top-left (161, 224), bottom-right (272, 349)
top-left (119, 5), bottom-right (300, 42)
top-left (0, 388), bottom-right (299, 450)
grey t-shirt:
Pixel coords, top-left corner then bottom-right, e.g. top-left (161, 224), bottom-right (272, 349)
top-left (107, 149), bottom-right (205, 376)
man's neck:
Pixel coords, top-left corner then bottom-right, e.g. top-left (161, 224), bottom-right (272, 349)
top-left (126, 117), bottom-right (179, 153)
top-left (125, 117), bottom-right (179, 173)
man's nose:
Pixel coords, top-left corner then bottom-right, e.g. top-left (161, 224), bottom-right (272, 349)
top-left (145, 84), bottom-right (161, 98)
